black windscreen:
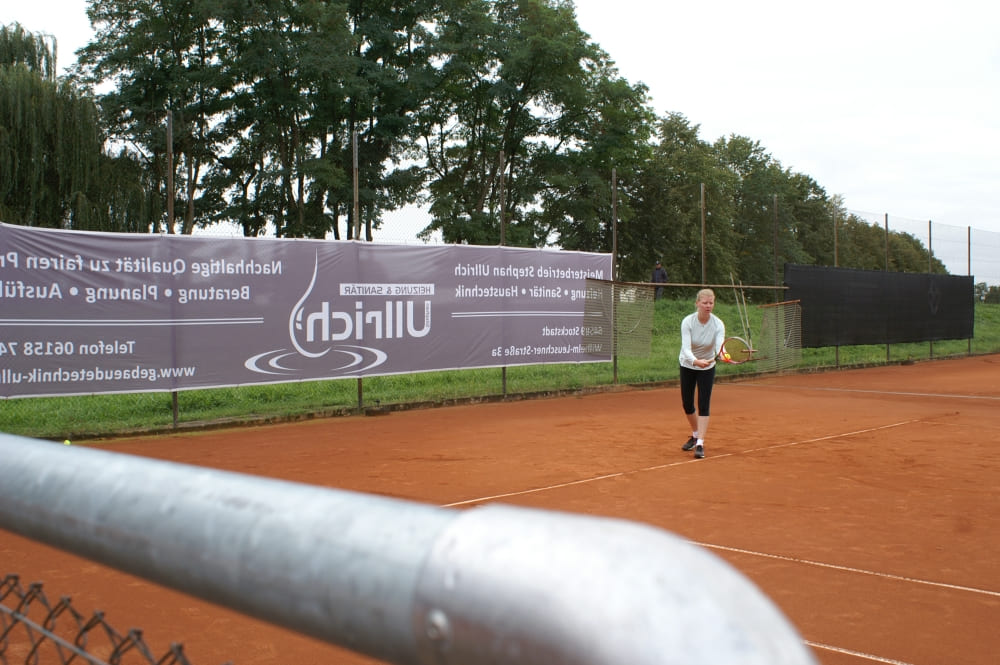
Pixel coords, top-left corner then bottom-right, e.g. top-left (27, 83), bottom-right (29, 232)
top-left (784, 264), bottom-right (974, 347)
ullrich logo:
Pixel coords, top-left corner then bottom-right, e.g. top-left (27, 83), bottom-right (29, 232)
top-left (245, 253), bottom-right (431, 376)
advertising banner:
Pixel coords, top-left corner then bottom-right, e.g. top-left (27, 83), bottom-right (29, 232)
top-left (0, 223), bottom-right (612, 398)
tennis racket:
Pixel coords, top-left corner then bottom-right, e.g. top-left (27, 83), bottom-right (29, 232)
top-left (718, 336), bottom-right (753, 364)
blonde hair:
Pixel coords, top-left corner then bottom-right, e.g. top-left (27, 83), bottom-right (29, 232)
top-left (696, 288), bottom-right (715, 302)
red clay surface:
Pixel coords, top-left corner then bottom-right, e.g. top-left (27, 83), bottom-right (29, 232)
top-left (3, 354), bottom-right (1000, 665)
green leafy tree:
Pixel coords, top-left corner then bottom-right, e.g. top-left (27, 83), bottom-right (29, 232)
top-left (536, 58), bottom-right (654, 257)
top-left (714, 135), bottom-right (794, 286)
top-left (981, 284), bottom-right (1000, 304)
top-left (205, 0), bottom-right (354, 238)
top-left (836, 213), bottom-right (890, 270)
top-left (208, 0), bottom-right (438, 240)
top-left (0, 22), bottom-right (57, 79)
top-left (78, 0), bottom-right (232, 234)
top-left (414, 0), bottom-right (640, 247)
top-left (410, 0), bottom-right (499, 244)
top-left (323, 0), bottom-right (438, 240)
top-left (780, 171), bottom-right (832, 267)
top-left (78, 0), bottom-right (438, 239)
top-left (627, 113), bottom-right (736, 284)
top-left (831, 211), bottom-right (947, 274)
top-left (0, 23), bottom-right (124, 230)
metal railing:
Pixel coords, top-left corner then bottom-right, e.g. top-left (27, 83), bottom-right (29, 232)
top-left (0, 433), bottom-right (817, 665)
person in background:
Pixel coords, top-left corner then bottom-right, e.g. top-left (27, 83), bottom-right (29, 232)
top-left (678, 288), bottom-right (725, 459)
top-left (651, 260), bottom-right (668, 299)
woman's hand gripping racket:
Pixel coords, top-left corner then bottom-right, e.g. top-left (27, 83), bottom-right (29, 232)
top-left (718, 336), bottom-right (754, 365)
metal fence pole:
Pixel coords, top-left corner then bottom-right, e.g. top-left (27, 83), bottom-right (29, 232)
top-left (612, 168), bottom-right (619, 385)
top-left (968, 225), bottom-right (973, 355)
top-left (0, 434), bottom-right (817, 665)
top-left (500, 150), bottom-right (508, 396)
top-left (884, 213), bottom-right (890, 362)
top-left (929, 219), bottom-right (934, 359)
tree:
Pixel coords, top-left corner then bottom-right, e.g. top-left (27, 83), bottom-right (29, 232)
top-left (836, 213), bottom-right (889, 270)
top-left (781, 171), bottom-right (833, 267)
top-left (626, 113), bottom-right (735, 284)
top-left (78, 0), bottom-right (234, 234)
top-left (978, 283), bottom-right (1000, 304)
top-left (78, 0), bottom-right (440, 239)
top-left (410, 0), bottom-right (501, 244)
top-left (713, 135), bottom-right (797, 287)
top-left (0, 22), bottom-right (57, 80)
top-left (536, 56), bottom-right (654, 257)
top-left (831, 211), bottom-right (948, 274)
top-left (320, 0), bottom-right (438, 240)
top-left (0, 23), bottom-right (109, 229)
top-left (207, 0), bottom-right (355, 238)
top-left (413, 0), bottom-right (645, 248)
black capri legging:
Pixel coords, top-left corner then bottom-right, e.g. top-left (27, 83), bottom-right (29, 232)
top-left (679, 364), bottom-right (716, 416)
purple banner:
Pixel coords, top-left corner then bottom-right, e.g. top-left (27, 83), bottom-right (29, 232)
top-left (0, 223), bottom-right (612, 397)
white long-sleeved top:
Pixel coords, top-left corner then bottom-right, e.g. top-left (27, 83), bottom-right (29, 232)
top-left (678, 312), bottom-right (725, 370)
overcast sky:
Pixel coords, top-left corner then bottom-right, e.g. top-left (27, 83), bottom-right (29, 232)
top-left (7, 0), bottom-right (1000, 245)
top-left (574, 0), bottom-right (1000, 233)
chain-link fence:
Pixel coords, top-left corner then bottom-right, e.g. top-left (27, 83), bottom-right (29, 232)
top-left (195, 207), bottom-right (1000, 288)
top-left (0, 575), bottom-right (226, 665)
top-left (848, 210), bottom-right (1000, 287)
top-left (2, 206), bottom-right (994, 438)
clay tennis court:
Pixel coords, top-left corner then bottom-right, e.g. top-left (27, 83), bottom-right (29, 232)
top-left (3, 354), bottom-right (999, 665)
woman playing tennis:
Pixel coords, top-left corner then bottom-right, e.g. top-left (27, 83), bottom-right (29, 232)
top-left (678, 288), bottom-right (726, 459)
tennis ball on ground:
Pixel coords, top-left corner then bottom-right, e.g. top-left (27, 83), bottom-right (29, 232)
top-left (63, 439), bottom-right (72, 446)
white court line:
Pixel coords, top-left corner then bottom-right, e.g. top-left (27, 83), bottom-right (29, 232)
top-left (445, 418), bottom-right (1000, 599)
top-left (806, 641), bottom-right (916, 665)
top-left (731, 382), bottom-right (1000, 402)
top-left (441, 417), bottom-right (988, 665)
top-left (442, 420), bottom-right (919, 508)
top-left (736, 419), bottom-right (920, 455)
top-left (693, 542), bottom-right (1000, 599)
top-left (442, 469), bottom-right (645, 507)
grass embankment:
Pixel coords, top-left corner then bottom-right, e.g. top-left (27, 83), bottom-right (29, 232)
top-left (3, 300), bottom-right (998, 441)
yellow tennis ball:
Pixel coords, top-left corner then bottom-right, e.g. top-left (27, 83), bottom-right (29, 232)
top-left (63, 439), bottom-right (72, 446)
top-left (721, 352), bottom-right (731, 361)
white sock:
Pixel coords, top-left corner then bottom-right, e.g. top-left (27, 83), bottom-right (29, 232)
top-left (696, 438), bottom-right (704, 447)
top-left (692, 431), bottom-right (698, 439)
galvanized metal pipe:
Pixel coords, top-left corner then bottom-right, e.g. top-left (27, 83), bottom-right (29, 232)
top-left (0, 434), bottom-right (816, 665)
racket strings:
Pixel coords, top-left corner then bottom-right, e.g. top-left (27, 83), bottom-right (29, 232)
top-left (721, 336), bottom-right (752, 364)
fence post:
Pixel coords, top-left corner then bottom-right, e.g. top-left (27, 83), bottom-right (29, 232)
top-left (612, 168), bottom-right (619, 385)
top-left (929, 219), bottom-right (934, 359)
